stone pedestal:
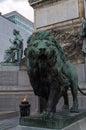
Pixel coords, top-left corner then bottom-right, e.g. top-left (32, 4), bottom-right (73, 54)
top-left (29, 0), bottom-right (84, 31)
top-left (20, 110), bottom-right (86, 129)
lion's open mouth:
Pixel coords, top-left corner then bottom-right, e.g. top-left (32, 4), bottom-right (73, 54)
top-left (38, 54), bottom-right (47, 61)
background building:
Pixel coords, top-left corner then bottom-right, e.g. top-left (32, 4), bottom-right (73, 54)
top-left (0, 11), bottom-right (34, 62)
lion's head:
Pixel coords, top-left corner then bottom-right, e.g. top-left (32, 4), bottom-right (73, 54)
top-left (26, 31), bottom-right (66, 69)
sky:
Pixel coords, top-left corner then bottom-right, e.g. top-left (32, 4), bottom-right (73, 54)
top-left (0, 0), bottom-right (34, 22)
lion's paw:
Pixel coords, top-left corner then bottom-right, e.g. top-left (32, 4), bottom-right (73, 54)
top-left (70, 106), bottom-right (79, 113)
top-left (40, 111), bottom-right (53, 120)
top-left (62, 105), bottom-right (69, 111)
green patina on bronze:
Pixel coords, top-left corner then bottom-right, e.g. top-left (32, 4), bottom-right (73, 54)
top-left (25, 31), bottom-right (85, 119)
top-left (20, 110), bottom-right (86, 129)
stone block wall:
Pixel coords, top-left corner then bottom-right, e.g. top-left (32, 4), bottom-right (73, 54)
top-left (0, 65), bottom-right (39, 114)
top-left (0, 63), bottom-right (86, 113)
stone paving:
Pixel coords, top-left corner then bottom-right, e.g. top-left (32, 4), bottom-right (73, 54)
top-left (0, 116), bottom-right (19, 130)
top-left (8, 126), bottom-right (54, 130)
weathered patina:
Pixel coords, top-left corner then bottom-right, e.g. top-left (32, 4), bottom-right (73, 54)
top-left (26, 31), bottom-right (80, 118)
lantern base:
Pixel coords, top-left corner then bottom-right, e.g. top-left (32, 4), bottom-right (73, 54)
top-left (19, 102), bottom-right (30, 117)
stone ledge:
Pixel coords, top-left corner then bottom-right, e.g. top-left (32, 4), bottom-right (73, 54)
top-left (29, 0), bottom-right (43, 6)
top-left (36, 18), bottom-right (82, 32)
top-left (29, 0), bottom-right (65, 8)
top-left (0, 85), bottom-right (32, 92)
top-left (0, 111), bottom-right (18, 120)
top-left (0, 65), bottom-right (19, 71)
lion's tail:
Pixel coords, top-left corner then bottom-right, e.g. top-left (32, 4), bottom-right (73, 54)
top-left (78, 86), bottom-right (86, 96)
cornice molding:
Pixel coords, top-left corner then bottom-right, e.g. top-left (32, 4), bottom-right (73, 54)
top-left (28, 0), bottom-right (44, 6)
top-left (28, 0), bottom-right (61, 7)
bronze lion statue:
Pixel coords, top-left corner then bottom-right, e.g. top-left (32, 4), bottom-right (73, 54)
top-left (25, 31), bottom-right (85, 118)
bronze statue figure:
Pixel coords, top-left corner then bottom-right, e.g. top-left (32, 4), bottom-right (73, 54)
top-left (4, 29), bottom-right (23, 64)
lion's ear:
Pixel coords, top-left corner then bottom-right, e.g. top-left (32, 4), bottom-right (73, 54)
top-left (24, 48), bottom-right (27, 56)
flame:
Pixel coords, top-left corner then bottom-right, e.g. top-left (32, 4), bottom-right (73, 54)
top-left (22, 96), bottom-right (28, 102)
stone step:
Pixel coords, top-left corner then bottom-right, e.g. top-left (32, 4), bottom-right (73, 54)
top-left (0, 111), bottom-right (19, 120)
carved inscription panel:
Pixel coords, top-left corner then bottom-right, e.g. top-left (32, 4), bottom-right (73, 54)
top-left (36, 0), bottom-right (79, 28)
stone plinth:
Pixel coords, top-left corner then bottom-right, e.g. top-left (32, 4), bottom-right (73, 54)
top-left (19, 110), bottom-right (86, 130)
